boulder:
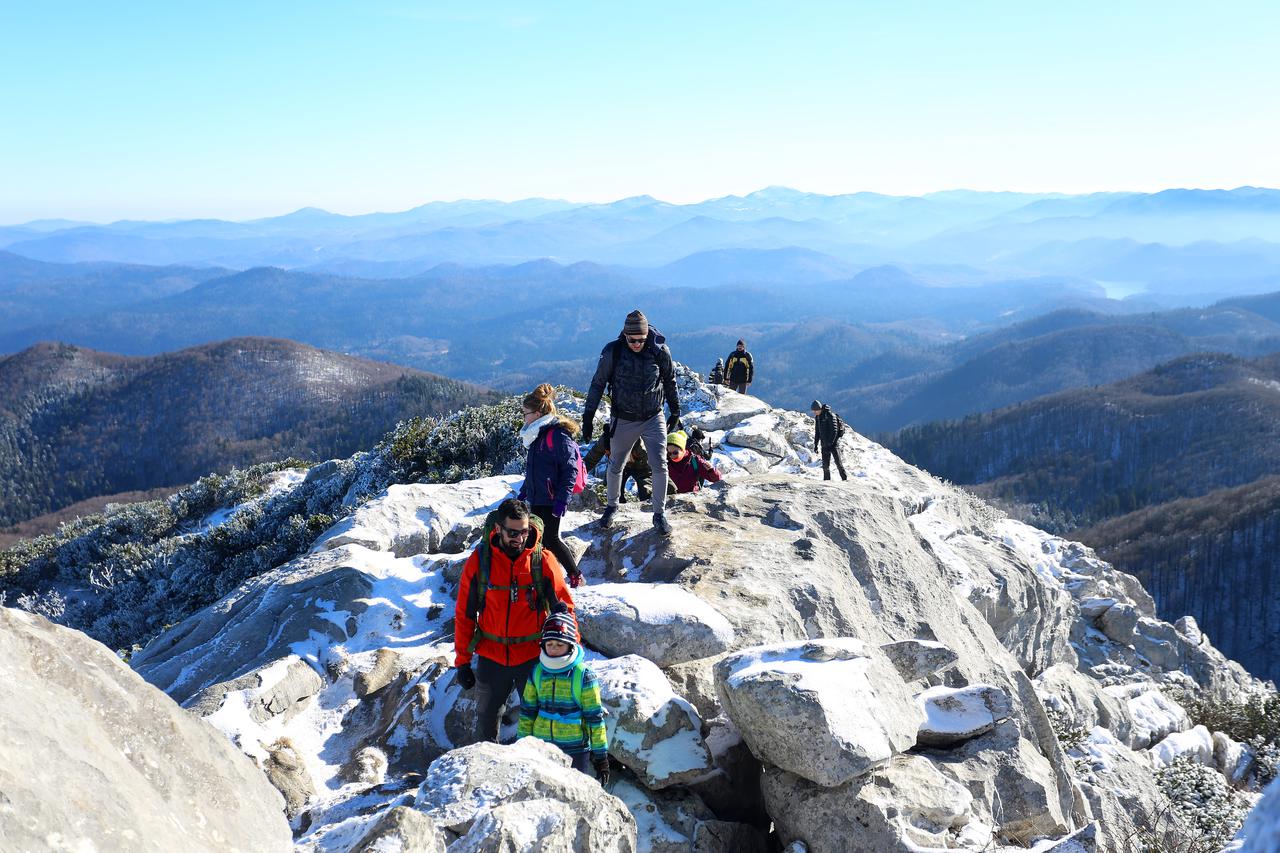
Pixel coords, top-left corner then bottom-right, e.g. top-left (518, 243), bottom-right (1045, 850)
top-left (763, 755), bottom-right (988, 852)
top-left (723, 414), bottom-right (793, 460)
top-left (350, 806), bottom-right (447, 853)
top-left (691, 819), bottom-right (771, 853)
top-left (1105, 683), bottom-right (1189, 749)
top-left (682, 394), bottom-right (769, 432)
top-left (415, 738), bottom-right (636, 851)
top-left (313, 477), bottom-right (516, 556)
top-left (575, 583), bottom-right (735, 666)
top-left (714, 638), bottom-right (922, 787)
top-left (595, 655), bottom-right (715, 789)
top-left (915, 684), bottom-right (1012, 748)
top-left (339, 746), bottom-right (389, 786)
top-left (263, 737), bottom-right (316, 817)
top-left (355, 647), bottom-right (406, 697)
top-left (1213, 730), bottom-right (1255, 787)
top-left (1034, 663), bottom-right (1134, 746)
top-left (1149, 724), bottom-right (1215, 768)
top-left (0, 608), bottom-right (293, 852)
top-left (185, 655), bottom-right (325, 725)
top-left (611, 778), bottom-right (715, 853)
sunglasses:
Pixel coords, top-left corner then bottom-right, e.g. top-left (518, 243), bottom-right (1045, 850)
top-left (499, 524), bottom-right (528, 539)
top-left (625, 336), bottom-right (646, 344)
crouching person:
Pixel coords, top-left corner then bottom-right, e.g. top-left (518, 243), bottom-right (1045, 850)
top-left (453, 498), bottom-right (576, 745)
top-left (518, 608), bottom-right (611, 785)
top-left (665, 431), bottom-right (722, 494)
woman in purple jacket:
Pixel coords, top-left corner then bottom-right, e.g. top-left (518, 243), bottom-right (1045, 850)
top-left (517, 384), bottom-right (584, 587)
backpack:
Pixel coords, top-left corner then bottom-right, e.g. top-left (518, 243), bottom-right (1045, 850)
top-left (466, 509), bottom-right (551, 653)
top-left (835, 414), bottom-right (847, 439)
top-left (546, 429), bottom-right (588, 495)
top-left (687, 426), bottom-right (709, 459)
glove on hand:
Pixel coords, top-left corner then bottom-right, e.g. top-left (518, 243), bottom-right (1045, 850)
top-left (455, 665), bottom-right (476, 690)
top-left (666, 414), bottom-right (681, 433)
top-left (593, 756), bottom-right (611, 787)
top-left (553, 498), bottom-right (567, 518)
top-left (582, 419), bottom-right (594, 444)
top-left (568, 570), bottom-right (584, 589)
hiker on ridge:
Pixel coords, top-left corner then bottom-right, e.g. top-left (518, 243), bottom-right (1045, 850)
top-left (664, 431), bottom-right (722, 494)
top-left (581, 309), bottom-right (681, 537)
top-left (518, 383), bottom-right (585, 588)
top-left (725, 339), bottom-right (753, 394)
top-left (517, 608), bottom-right (610, 784)
top-left (810, 400), bottom-right (849, 481)
top-left (453, 498), bottom-right (576, 744)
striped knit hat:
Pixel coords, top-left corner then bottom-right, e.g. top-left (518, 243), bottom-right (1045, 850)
top-left (541, 608), bottom-right (579, 650)
top-left (623, 309), bottom-right (649, 337)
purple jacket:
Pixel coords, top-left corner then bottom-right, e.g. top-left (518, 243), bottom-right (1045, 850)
top-left (519, 424), bottom-right (577, 508)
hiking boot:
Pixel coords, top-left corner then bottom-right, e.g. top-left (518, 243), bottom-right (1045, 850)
top-left (652, 514), bottom-right (672, 538)
top-left (600, 506), bottom-right (618, 528)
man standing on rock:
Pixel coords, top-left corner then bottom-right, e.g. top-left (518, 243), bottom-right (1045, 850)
top-left (810, 400), bottom-right (848, 481)
top-left (724, 339), bottom-right (753, 394)
top-left (581, 309), bottom-right (681, 537)
top-left (453, 498), bottom-right (576, 744)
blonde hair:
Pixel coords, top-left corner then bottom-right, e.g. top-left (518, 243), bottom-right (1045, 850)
top-left (523, 383), bottom-right (557, 416)
top-left (522, 383), bottom-right (581, 438)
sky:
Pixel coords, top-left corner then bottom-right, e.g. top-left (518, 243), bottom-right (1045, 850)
top-left (2, 0), bottom-right (1278, 223)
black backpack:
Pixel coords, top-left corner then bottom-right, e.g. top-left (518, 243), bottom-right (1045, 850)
top-left (835, 414), bottom-right (847, 439)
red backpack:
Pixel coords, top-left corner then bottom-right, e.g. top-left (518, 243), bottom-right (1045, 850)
top-left (546, 430), bottom-right (589, 495)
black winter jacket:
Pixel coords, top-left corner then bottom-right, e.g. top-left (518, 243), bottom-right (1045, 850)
top-left (814, 405), bottom-right (843, 449)
top-left (584, 328), bottom-right (680, 424)
top-left (725, 350), bottom-right (753, 384)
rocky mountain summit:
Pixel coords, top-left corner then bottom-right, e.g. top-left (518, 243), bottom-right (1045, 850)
top-left (4, 368), bottom-right (1278, 851)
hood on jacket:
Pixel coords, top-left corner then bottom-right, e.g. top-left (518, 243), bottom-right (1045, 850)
top-left (488, 514), bottom-right (545, 553)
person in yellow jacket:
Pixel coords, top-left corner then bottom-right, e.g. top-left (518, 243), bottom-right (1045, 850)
top-left (517, 608), bottom-right (611, 784)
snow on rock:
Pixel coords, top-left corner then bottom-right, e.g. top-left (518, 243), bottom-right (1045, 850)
top-left (575, 582), bottom-right (735, 666)
top-left (1149, 724), bottom-right (1215, 768)
top-left (714, 638), bottom-right (922, 787)
top-left (1215, 731), bottom-right (1256, 786)
top-left (0, 608), bottom-right (294, 852)
top-left (682, 390), bottom-right (769, 432)
top-left (313, 476), bottom-right (517, 557)
top-left (722, 413), bottom-right (794, 460)
top-left (414, 737), bottom-right (636, 851)
top-left (348, 806), bottom-right (446, 853)
top-left (611, 778), bottom-right (714, 853)
top-left (594, 655), bottom-right (715, 789)
top-left (915, 684), bottom-right (1012, 748)
top-left (1106, 683), bottom-right (1190, 749)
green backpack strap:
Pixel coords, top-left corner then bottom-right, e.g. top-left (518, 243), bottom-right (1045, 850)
top-left (467, 510), bottom-right (552, 654)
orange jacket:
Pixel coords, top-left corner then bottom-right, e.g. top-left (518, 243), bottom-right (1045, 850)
top-left (453, 524), bottom-right (574, 668)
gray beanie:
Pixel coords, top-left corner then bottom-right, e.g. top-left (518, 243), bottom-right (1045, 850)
top-left (624, 309), bottom-right (649, 337)
top-left (810, 400), bottom-right (822, 411)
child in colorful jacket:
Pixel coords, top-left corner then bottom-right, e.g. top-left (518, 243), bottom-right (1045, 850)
top-left (518, 607), bottom-right (611, 784)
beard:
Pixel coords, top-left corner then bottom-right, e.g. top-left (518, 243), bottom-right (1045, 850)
top-left (499, 539), bottom-right (524, 560)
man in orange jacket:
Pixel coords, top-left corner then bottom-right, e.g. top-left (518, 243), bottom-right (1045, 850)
top-left (453, 498), bottom-right (576, 744)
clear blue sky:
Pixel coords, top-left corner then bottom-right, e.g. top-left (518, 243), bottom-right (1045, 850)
top-left (2, 1), bottom-right (1277, 222)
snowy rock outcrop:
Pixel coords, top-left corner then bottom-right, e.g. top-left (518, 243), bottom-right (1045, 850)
top-left (0, 607), bottom-right (293, 852)
top-left (21, 370), bottom-right (1265, 851)
top-left (415, 738), bottom-right (637, 851)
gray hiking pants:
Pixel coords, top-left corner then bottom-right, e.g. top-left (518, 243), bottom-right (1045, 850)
top-left (606, 413), bottom-right (668, 516)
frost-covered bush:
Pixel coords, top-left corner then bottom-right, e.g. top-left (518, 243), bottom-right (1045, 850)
top-left (1045, 705), bottom-right (1093, 779)
top-left (381, 399), bottom-right (524, 482)
top-left (1151, 756), bottom-right (1251, 850)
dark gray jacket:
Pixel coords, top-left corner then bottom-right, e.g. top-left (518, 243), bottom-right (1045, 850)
top-left (584, 328), bottom-right (679, 424)
top-left (814, 405), bottom-right (844, 449)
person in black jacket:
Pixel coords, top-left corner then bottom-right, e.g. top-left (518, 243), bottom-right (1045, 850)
top-left (582, 436), bottom-right (652, 502)
top-left (582, 309), bottom-right (680, 537)
top-left (810, 400), bottom-right (848, 481)
top-left (725, 340), bottom-right (753, 394)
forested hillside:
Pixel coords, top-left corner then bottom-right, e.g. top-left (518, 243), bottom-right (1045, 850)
top-left (0, 338), bottom-right (497, 526)
top-left (1078, 476), bottom-right (1280, 679)
top-left (884, 353), bottom-right (1280, 531)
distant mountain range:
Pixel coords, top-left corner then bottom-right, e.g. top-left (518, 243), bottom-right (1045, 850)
top-left (0, 338), bottom-right (498, 527)
top-left (4, 187), bottom-right (1280, 304)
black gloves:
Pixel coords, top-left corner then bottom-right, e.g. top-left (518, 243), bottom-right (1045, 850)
top-left (593, 755), bottom-right (611, 786)
top-left (666, 413), bottom-right (681, 433)
top-left (568, 570), bottom-right (584, 589)
top-left (455, 665), bottom-right (476, 690)
top-left (582, 418), bottom-right (594, 444)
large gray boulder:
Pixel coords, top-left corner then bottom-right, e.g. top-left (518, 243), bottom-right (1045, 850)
top-left (575, 583), bottom-right (736, 666)
top-left (0, 607), bottom-right (293, 852)
top-left (415, 738), bottom-right (636, 852)
top-left (714, 638), bottom-right (923, 787)
top-left (763, 755), bottom-right (991, 852)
